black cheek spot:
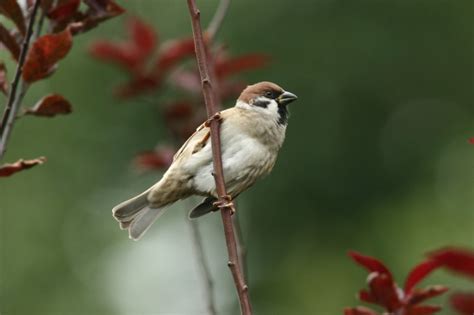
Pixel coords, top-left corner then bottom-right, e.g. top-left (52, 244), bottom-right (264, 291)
top-left (277, 105), bottom-right (289, 125)
top-left (253, 100), bottom-right (270, 108)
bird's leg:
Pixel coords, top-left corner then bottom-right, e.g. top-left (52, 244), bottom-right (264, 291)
top-left (204, 111), bottom-right (223, 127)
top-left (213, 195), bottom-right (235, 215)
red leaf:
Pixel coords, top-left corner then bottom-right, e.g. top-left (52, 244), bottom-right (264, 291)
top-left (407, 285), bottom-right (449, 305)
top-left (115, 75), bottom-right (160, 98)
top-left (157, 37), bottom-right (196, 72)
top-left (25, 94), bottom-right (72, 117)
top-left (22, 28), bottom-right (73, 83)
top-left (129, 17), bottom-right (156, 60)
top-left (348, 251), bottom-right (393, 277)
top-left (40, 0), bottom-right (55, 11)
top-left (73, 0), bottom-right (125, 34)
top-left (428, 247), bottom-right (474, 278)
top-left (0, 23), bottom-right (20, 60)
top-left (0, 157), bottom-right (46, 177)
top-left (404, 260), bottom-right (442, 293)
top-left (133, 147), bottom-right (175, 171)
top-left (450, 292), bottom-right (474, 315)
top-left (89, 18), bottom-right (155, 73)
top-left (0, 0), bottom-right (26, 35)
top-left (343, 306), bottom-right (379, 315)
top-left (0, 62), bottom-right (8, 95)
top-left (47, 0), bottom-right (81, 23)
top-left (367, 272), bottom-right (402, 311)
top-left (405, 305), bottom-right (442, 315)
top-left (215, 54), bottom-right (270, 78)
top-left (89, 41), bottom-right (139, 72)
top-left (469, 138), bottom-right (474, 145)
top-left (358, 289), bottom-right (376, 304)
top-left (165, 101), bottom-right (194, 121)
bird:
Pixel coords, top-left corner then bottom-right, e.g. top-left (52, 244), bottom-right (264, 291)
top-left (112, 81), bottom-right (298, 240)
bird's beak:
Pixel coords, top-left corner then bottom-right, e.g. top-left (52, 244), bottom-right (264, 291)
top-left (277, 91), bottom-right (298, 106)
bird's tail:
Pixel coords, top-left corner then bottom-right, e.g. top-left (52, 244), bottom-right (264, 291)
top-left (112, 189), bottom-right (166, 240)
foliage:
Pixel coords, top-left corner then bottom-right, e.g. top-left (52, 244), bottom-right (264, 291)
top-left (0, 0), bottom-right (123, 177)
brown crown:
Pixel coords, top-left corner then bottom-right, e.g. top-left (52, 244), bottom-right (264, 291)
top-left (238, 81), bottom-right (284, 104)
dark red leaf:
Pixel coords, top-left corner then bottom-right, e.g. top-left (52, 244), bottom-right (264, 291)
top-left (89, 18), bottom-right (155, 73)
top-left (404, 260), bottom-right (442, 293)
top-left (405, 305), bottom-right (442, 315)
top-left (428, 247), bottom-right (474, 278)
top-left (115, 75), bottom-right (160, 98)
top-left (133, 147), bottom-right (175, 171)
top-left (89, 41), bottom-right (139, 72)
top-left (407, 285), bottom-right (449, 305)
top-left (165, 101), bottom-right (194, 121)
top-left (0, 62), bottom-right (7, 95)
top-left (47, 0), bottom-right (81, 23)
top-left (0, 157), bottom-right (46, 177)
top-left (215, 54), bottom-right (270, 78)
top-left (348, 251), bottom-right (393, 277)
top-left (0, 0), bottom-right (26, 35)
top-left (157, 37), bottom-right (196, 72)
top-left (25, 94), bottom-right (72, 117)
top-left (358, 289), bottom-right (376, 304)
top-left (72, 0), bottom-right (125, 34)
top-left (129, 17), bottom-right (156, 60)
top-left (469, 138), bottom-right (474, 145)
top-left (0, 23), bottom-right (20, 60)
top-left (343, 306), bottom-right (379, 315)
top-left (450, 292), bottom-right (474, 315)
top-left (40, 0), bottom-right (54, 12)
top-left (367, 272), bottom-right (402, 311)
top-left (22, 28), bottom-right (73, 83)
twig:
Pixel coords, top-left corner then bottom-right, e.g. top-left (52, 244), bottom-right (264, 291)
top-left (186, 1), bottom-right (252, 314)
top-left (0, 0), bottom-right (42, 160)
top-left (207, 0), bottom-right (230, 40)
top-left (232, 211), bottom-right (248, 281)
top-left (206, 0), bottom-right (249, 283)
top-left (185, 208), bottom-right (217, 315)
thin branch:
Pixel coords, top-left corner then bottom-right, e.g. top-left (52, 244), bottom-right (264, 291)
top-left (232, 211), bottom-right (248, 281)
top-left (185, 208), bottom-right (217, 315)
top-left (207, 0), bottom-right (230, 40)
top-left (206, 0), bottom-right (249, 284)
top-left (186, 1), bottom-right (252, 314)
top-left (0, 0), bottom-right (42, 160)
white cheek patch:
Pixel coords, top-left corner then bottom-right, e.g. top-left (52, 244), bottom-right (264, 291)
top-left (236, 99), bottom-right (280, 121)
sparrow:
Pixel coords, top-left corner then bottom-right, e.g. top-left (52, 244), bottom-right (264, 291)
top-left (112, 81), bottom-right (298, 240)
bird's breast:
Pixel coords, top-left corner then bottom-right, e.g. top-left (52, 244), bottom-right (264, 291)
top-left (190, 125), bottom-right (278, 197)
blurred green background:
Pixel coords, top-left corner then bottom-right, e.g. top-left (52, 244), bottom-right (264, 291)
top-left (1, 0), bottom-right (474, 314)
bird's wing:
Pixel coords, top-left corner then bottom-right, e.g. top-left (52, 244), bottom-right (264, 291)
top-left (172, 122), bottom-right (211, 162)
top-left (171, 108), bottom-right (234, 164)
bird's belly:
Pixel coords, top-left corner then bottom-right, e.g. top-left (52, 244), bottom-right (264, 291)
top-left (191, 135), bottom-right (275, 197)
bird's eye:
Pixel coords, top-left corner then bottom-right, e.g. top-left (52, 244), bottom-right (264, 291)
top-left (264, 91), bottom-right (273, 98)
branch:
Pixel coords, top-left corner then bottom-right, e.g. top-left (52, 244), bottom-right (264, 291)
top-left (207, 0), bottom-right (230, 40)
top-left (0, 0), bottom-right (42, 160)
top-left (185, 209), bottom-right (217, 315)
top-left (233, 211), bottom-right (248, 281)
top-left (186, 1), bottom-right (252, 314)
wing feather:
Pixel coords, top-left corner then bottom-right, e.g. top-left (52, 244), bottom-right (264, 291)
top-left (172, 122), bottom-right (210, 162)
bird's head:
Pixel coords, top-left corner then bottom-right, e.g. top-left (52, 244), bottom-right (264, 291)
top-left (236, 81), bottom-right (298, 125)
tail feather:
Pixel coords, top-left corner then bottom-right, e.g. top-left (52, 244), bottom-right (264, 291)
top-left (112, 189), bottom-right (151, 222)
top-left (112, 188), bottom-right (169, 240)
top-left (129, 206), bottom-right (165, 240)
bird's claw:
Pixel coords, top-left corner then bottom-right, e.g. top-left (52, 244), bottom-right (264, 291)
top-left (205, 112), bottom-right (223, 127)
top-left (213, 195), bottom-right (235, 215)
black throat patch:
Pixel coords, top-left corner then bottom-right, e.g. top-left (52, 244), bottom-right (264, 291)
top-left (277, 104), bottom-right (289, 125)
